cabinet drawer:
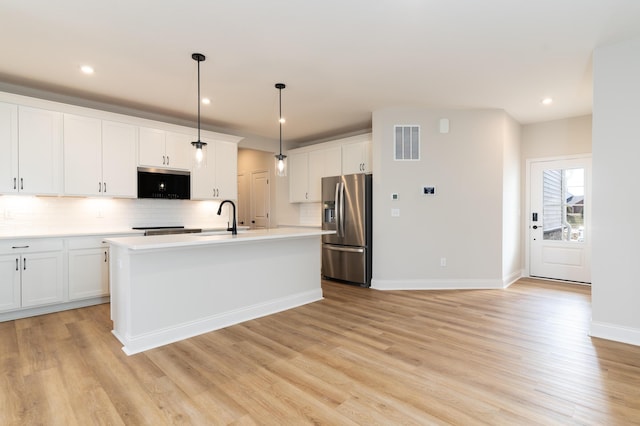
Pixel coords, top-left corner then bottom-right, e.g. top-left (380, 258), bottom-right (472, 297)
top-left (0, 239), bottom-right (63, 254)
top-left (66, 237), bottom-right (109, 250)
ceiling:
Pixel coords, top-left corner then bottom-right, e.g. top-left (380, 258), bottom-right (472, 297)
top-left (1, 1), bottom-right (640, 145)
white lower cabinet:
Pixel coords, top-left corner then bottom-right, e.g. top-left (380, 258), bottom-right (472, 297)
top-left (68, 238), bottom-right (110, 300)
top-left (0, 240), bottom-right (64, 312)
top-left (0, 254), bottom-right (21, 311)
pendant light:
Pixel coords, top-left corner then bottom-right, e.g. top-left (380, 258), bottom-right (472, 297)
top-left (191, 53), bottom-right (207, 165)
top-left (275, 83), bottom-right (287, 177)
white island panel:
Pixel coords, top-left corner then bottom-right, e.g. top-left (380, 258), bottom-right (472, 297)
top-left (108, 228), bottom-right (329, 355)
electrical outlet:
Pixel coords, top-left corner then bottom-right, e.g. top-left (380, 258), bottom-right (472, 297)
top-left (440, 257), bottom-right (447, 267)
top-left (391, 208), bottom-right (400, 217)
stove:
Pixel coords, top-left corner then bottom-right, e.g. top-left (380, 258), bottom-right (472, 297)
top-left (132, 226), bottom-right (202, 236)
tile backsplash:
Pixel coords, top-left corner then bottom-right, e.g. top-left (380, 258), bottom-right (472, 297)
top-left (0, 196), bottom-right (231, 233)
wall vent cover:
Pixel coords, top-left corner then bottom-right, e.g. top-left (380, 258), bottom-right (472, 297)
top-left (394, 125), bottom-right (420, 160)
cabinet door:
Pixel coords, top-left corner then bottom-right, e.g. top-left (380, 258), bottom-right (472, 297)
top-left (0, 102), bottom-right (18, 194)
top-left (68, 248), bottom-right (109, 300)
top-left (190, 143), bottom-right (216, 200)
top-left (289, 152), bottom-right (309, 202)
top-left (18, 106), bottom-right (62, 195)
top-left (63, 114), bottom-right (102, 196)
top-left (21, 251), bottom-right (64, 308)
top-left (307, 150), bottom-right (324, 202)
top-left (165, 132), bottom-right (192, 170)
top-left (323, 146), bottom-right (342, 177)
top-left (215, 141), bottom-right (238, 200)
top-left (341, 140), bottom-right (372, 174)
top-left (0, 254), bottom-right (21, 312)
top-left (102, 121), bottom-right (137, 198)
top-left (138, 127), bottom-right (166, 168)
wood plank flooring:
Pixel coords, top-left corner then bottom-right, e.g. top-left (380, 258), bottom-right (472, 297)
top-left (2, 278), bottom-right (640, 425)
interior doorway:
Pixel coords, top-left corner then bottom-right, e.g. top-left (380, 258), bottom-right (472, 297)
top-left (250, 171), bottom-right (270, 229)
top-left (527, 156), bottom-right (592, 283)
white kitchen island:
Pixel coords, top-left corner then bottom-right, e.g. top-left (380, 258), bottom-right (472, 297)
top-left (105, 228), bottom-right (333, 355)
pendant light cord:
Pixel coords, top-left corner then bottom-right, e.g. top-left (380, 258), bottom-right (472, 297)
top-left (279, 86), bottom-right (282, 155)
top-left (197, 58), bottom-right (201, 142)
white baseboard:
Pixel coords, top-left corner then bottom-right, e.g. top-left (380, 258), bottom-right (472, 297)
top-left (371, 278), bottom-right (505, 291)
top-left (0, 296), bottom-right (110, 322)
top-left (114, 289), bottom-right (323, 355)
top-left (590, 321), bottom-right (640, 347)
top-left (503, 270), bottom-right (523, 288)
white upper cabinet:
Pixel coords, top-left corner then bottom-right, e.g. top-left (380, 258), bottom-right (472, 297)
top-left (139, 127), bottom-right (191, 170)
top-left (289, 151), bottom-right (310, 202)
top-left (165, 132), bottom-right (193, 171)
top-left (16, 106), bottom-right (63, 195)
top-left (63, 115), bottom-right (137, 197)
top-left (289, 146), bottom-right (342, 203)
top-left (341, 137), bottom-right (372, 175)
top-left (101, 121), bottom-right (137, 198)
top-left (63, 114), bottom-right (102, 196)
top-left (191, 139), bottom-right (238, 200)
top-left (0, 102), bottom-right (18, 194)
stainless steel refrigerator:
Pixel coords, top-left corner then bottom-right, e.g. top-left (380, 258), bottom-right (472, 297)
top-left (321, 173), bottom-right (372, 287)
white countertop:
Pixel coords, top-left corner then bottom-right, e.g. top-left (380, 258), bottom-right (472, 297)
top-left (0, 226), bottom-right (245, 240)
top-left (105, 227), bottom-right (334, 251)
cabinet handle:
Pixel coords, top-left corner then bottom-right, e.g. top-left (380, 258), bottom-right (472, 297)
top-left (166, 156), bottom-right (170, 165)
top-left (162, 155), bottom-right (166, 165)
top-left (103, 182), bottom-right (107, 193)
top-left (15, 258), bottom-right (18, 271)
top-left (12, 245), bottom-right (29, 249)
top-left (98, 182), bottom-right (102, 192)
top-left (23, 258), bottom-right (26, 270)
top-left (13, 177), bottom-right (16, 190)
top-left (20, 178), bottom-right (23, 190)
top-left (104, 251), bottom-right (108, 263)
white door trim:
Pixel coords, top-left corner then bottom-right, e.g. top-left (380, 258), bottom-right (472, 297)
top-left (524, 153), bottom-right (592, 280)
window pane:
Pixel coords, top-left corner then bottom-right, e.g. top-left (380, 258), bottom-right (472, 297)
top-left (542, 168), bottom-right (585, 242)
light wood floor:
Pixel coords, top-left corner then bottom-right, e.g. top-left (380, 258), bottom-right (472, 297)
top-left (2, 278), bottom-right (640, 425)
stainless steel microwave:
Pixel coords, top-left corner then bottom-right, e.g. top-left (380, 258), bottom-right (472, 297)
top-left (137, 168), bottom-right (190, 200)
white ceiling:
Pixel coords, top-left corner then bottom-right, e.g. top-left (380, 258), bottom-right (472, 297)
top-left (1, 1), bottom-right (640, 144)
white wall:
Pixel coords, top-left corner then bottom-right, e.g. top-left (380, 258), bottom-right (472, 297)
top-left (521, 115), bottom-right (592, 159)
top-left (502, 115), bottom-right (522, 285)
top-left (371, 106), bottom-right (521, 290)
top-left (591, 36), bottom-right (640, 346)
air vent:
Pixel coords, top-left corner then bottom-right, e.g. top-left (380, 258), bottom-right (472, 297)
top-left (394, 125), bottom-right (420, 160)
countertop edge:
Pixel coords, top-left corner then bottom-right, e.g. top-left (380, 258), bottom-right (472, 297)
top-left (105, 228), bottom-right (335, 251)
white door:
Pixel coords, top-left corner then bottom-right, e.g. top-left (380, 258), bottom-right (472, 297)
top-left (529, 157), bottom-right (591, 283)
top-left (237, 173), bottom-right (249, 227)
top-left (251, 171), bottom-right (270, 229)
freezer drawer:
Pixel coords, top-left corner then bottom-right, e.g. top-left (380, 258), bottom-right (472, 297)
top-left (322, 244), bottom-right (368, 286)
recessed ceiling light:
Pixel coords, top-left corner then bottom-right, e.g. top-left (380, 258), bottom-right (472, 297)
top-left (541, 97), bottom-right (553, 105)
top-left (201, 98), bottom-right (211, 105)
top-left (80, 65), bottom-right (94, 75)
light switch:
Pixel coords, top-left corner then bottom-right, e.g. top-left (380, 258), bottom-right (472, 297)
top-left (391, 208), bottom-right (400, 217)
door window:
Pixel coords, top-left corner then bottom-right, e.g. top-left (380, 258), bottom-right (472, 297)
top-left (542, 168), bottom-right (585, 242)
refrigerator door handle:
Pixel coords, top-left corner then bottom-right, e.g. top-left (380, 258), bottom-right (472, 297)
top-left (334, 182), bottom-right (343, 238)
top-left (324, 244), bottom-right (365, 253)
top-left (339, 182), bottom-right (346, 238)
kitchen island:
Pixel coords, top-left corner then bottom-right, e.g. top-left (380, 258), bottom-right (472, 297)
top-left (105, 228), bottom-right (333, 355)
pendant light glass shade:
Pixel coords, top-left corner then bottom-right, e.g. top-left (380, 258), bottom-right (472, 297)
top-left (191, 53), bottom-right (207, 166)
top-left (275, 83), bottom-right (287, 177)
